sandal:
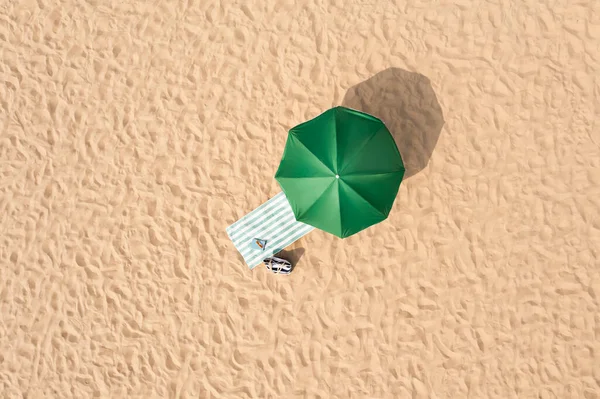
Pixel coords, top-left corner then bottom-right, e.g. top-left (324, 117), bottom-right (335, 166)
top-left (264, 256), bottom-right (293, 275)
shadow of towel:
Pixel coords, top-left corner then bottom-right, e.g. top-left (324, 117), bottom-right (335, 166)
top-left (342, 67), bottom-right (445, 179)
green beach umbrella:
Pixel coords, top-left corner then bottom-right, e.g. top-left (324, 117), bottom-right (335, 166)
top-left (275, 106), bottom-right (405, 238)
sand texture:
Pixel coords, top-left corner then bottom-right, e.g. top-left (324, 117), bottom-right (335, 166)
top-left (1, 0), bottom-right (600, 397)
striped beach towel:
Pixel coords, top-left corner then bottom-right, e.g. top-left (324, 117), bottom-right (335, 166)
top-left (226, 192), bottom-right (314, 269)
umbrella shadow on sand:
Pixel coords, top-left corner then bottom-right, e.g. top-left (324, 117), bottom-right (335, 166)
top-left (342, 67), bottom-right (445, 179)
top-left (276, 247), bottom-right (306, 266)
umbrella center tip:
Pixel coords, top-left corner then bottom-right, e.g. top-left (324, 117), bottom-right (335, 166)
top-left (335, 174), bottom-right (339, 179)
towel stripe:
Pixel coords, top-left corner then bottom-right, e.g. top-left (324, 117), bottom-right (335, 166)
top-left (231, 192), bottom-right (286, 226)
top-left (227, 196), bottom-right (290, 240)
top-left (226, 192), bottom-right (314, 269)
top-left (239, 212), bottom-right (297, 257)
top-left (226, 195), bottom-right (288, 239)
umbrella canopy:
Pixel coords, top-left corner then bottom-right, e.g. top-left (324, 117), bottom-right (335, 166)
top-left (275, 106), bottom-right (405, 238)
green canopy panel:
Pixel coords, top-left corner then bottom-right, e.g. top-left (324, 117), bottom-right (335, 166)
top-left (275, 106), bottom-right (405, 238)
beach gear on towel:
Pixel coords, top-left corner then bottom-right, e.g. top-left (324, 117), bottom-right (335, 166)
top-left (250, 238), bottom-right (267, 251)
top-left (275, 106), bottom-right (405, 238)
top-left (226, 192), bottom-right (314, 269)
top-left (264, 256), bottom-right (293, 275)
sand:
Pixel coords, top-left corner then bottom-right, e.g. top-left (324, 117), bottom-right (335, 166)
top-left (1, 0), bottom-right (599, 397)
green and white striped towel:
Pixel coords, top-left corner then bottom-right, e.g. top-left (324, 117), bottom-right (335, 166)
top-left (226, 192), bottom-right (314, 269)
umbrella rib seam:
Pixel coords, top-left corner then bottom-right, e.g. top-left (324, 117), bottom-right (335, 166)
top-left (342, 170), bottom-right (405, 177)
top-left (291, 134), bottom-right (335, 175)
top-left (340, 180), bottom-right (387, 219)
top-left (338, 126), bottom-right (386, 175)
top-left (334, 107), bottom-right (339, 173)
top-left (295, 179), bottom-right (337, 220)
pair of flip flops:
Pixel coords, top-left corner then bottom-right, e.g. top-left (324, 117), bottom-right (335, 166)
top-left (264, 256), bottom-right (293, 275)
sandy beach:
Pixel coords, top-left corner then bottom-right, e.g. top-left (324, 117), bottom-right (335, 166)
top-left (1, 0), bottom-right (599, 397)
